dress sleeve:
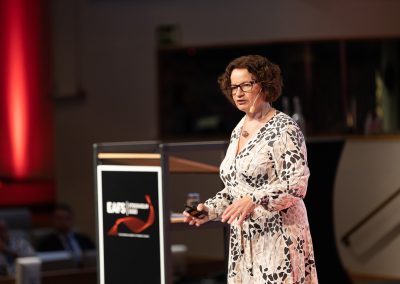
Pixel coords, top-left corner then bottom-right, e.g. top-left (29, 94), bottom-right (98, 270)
top-left (250, 124), bottom-right (310, 211)
top-left (203, 124), bottom-right (241, 220)
top-left (204, 186), bottom-right (233, 221)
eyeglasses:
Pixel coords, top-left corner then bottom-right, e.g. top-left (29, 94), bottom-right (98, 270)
top-left (230, 81), bottom-right (257, 96)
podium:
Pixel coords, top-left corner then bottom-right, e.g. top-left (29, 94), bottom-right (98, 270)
top-left (93, 140), bottom-right (228, 284)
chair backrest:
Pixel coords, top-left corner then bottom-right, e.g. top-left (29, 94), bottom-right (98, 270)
top-left (0, 207), bottom-right (32, 241)
top-left (0, 208), bottom-right (31, 229)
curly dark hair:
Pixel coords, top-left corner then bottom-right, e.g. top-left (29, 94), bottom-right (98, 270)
top-left (217, 55), bottom-right (283, 105)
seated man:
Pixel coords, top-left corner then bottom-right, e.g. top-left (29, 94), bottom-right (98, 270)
top-left (36, 204), bottom-right (95, 258)
top-left (0, 219), bottom-right (35, 276)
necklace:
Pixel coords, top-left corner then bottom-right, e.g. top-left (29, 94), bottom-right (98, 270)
top-left (242, 130), bottom-right (250, 138)
top-left (241, 106), bottom-right (274, 138)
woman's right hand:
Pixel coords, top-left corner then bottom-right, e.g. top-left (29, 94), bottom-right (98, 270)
top-left (182, 203), bottom-right (209, 226)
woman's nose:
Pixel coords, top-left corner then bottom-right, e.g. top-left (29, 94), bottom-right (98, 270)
top-left (235, 88), bottom-right (244, 97)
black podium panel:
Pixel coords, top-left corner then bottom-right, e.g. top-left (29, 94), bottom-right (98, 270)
top-left (96, 165), bottom-right (165, 284)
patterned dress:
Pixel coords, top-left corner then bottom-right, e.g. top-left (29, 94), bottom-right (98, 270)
top-left (205, 111), bottom-right (318, 284)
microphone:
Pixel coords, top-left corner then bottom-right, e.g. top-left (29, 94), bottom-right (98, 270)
top-left (249, 89), bottom-right (262, 114)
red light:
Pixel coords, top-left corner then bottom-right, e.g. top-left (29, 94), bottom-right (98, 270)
top-left (3, 0), bottom-right (29, 178)
top-left (8, 8), bottom-right (29, 178)
top-left (0, 0), bottom-right (55, 205)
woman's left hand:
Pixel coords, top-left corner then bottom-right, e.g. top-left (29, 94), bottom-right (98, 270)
top-left (182, 203), bottom-right (209, 227)
top-left (221, 196), bottom-right (255, 225)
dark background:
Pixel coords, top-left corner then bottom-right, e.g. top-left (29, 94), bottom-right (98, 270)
top-left (158, 39), bottom-right (397, 139)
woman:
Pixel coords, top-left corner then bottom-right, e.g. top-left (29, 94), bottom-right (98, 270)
top-left (183, 55), bottom-right (318, 283)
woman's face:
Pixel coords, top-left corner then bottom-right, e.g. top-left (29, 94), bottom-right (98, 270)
top-left (230, 68), bottom-right (263, 113)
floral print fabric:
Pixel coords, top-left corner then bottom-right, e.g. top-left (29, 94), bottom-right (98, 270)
top-left (205, 111), bottom-right (318, 284)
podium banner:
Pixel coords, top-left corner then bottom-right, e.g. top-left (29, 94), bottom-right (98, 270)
top-left (96, 165), bottom-right (164, 284)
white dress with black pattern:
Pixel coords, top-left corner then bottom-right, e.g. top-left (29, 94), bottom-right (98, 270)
top-left (205, 111), bottom-right (318, 284)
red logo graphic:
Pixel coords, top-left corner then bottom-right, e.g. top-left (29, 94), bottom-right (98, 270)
top-left (107, 195), bottom-right (155, 236)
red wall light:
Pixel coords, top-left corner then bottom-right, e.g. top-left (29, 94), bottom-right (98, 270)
top-left (4, 0), bottom-right (30, 178)
top-left (0, 0), bottom-right (54, 204)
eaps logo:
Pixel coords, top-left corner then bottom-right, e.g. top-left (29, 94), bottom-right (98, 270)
top-left (107, 195), bottom-right (155, 237)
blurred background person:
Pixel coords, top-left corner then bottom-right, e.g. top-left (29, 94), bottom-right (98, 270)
top-left (36, 203), bottom-right (95, 260)
top-left (0, 219), bottom-right (35, 276)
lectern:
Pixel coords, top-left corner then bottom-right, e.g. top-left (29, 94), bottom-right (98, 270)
top-left (93, 140), bottom-right (228, 284)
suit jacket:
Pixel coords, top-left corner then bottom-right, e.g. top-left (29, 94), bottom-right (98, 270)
top-left (36, 232), bottom-right (95, 252)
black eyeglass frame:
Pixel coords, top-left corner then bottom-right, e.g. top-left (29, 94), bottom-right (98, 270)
top-left (230, 80), bottom-right (258, 96)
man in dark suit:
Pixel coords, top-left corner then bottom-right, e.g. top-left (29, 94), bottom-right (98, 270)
top-left (36, 203), bottom-right (95, 255)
